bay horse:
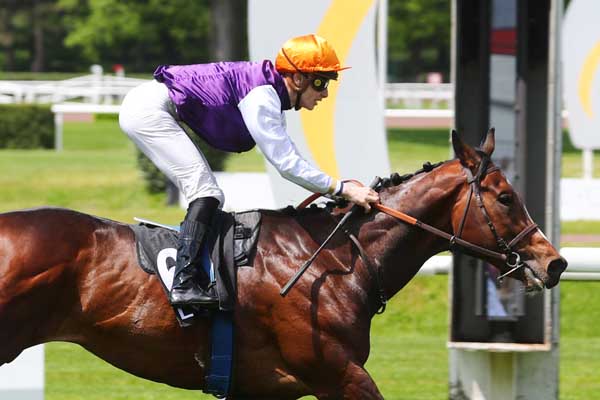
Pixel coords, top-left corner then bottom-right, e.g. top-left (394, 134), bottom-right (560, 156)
top-left (0, 129), bottom-right (566, 399)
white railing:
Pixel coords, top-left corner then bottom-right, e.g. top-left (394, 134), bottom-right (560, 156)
top-left (420, 247), bottom-right (600, 281)
top-left (2, 78), bottom-right (454, 108)
top-left (51, 103), bottom-right (122, 151)
top-left (385, 82), bottom-right (453, 108)
top-left (0, 74), bottom-right (148, 105)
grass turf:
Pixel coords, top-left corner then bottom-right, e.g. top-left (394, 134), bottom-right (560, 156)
top-left (0, 118), bottom-right (598, 399)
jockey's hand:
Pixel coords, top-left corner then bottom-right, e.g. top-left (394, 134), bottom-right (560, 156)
top-left (341, 181), bottom-right (380, 212)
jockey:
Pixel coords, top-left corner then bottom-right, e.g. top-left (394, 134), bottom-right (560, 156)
top-left (119, 34), bottom-right (379, 308)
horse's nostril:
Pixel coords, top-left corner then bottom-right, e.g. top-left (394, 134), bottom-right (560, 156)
top-left (547, 257), bottom-right (568, 285)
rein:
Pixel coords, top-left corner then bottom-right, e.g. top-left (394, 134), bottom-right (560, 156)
top-left (372, 203), bottom-right (510, 263)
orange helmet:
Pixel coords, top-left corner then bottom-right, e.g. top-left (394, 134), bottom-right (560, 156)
top-left (275, 34), bottom-right (350, 78)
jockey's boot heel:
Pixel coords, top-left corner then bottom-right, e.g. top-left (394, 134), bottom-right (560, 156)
top-left (170, 273), bottom-right (218, 307)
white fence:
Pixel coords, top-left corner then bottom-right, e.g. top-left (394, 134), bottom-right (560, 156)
top-left (385, 82), bottom-right (453, 108)
top-left (51, 103), bottom-right (121, 151)
top-left (2, 78), bottom-right (455, 108)
top-left (0, 74), bottom-right (147, 105)
top-left (420, 248), bottom-right (600, 281)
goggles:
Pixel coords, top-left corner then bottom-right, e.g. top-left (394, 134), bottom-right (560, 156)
top-left (309, 76), bottom-right (330, 92)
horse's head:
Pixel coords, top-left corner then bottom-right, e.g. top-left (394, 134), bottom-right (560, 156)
top-left (451, 128), bottom-right (567, 291)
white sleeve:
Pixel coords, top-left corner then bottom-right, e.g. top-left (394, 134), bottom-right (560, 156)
top-left (238, 85), bottom-right (335, 194)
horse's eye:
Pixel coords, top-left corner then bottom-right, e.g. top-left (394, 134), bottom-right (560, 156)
top-left (498, 193), bottom-right (513, 206)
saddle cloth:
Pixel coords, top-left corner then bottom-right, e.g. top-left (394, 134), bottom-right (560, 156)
top-left (130, 209), bottom-right (261, 325)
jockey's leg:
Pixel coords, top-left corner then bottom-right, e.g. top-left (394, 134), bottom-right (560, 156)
top-left (119, 79), bottom-right (224, 307)
top-left (170, 196), bottom-right (219, 307)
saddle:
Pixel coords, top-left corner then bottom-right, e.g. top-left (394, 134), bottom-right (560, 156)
top-left (130, 209), bottom-right (261, 325)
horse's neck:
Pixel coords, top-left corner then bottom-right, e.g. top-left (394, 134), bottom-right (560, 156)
top-left (358, 164), bottom-right (464, 299)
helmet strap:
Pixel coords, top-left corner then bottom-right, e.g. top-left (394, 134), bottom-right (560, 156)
top-left (292, 73), bottom-right (309, 111)
top-left (294, 88), bottom-right (305, 110)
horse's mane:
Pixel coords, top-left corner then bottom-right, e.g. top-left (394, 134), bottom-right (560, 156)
top-left (378, 160), bottom-right (447, 189)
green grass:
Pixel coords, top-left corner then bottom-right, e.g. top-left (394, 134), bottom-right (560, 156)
top-left (387, 128), bottom-right (452, 173)
top-left (45, 343), bottom-right (200, 400)
top-left (562, 221), bottom-right (600, 236)
top-left (0, 119), bottom-right (186, 223)
top-left (1, 119), bottom-right (599, 399)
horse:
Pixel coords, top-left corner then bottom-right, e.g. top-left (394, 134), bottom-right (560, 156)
top-left (0, 129), bottom-right (567, 399)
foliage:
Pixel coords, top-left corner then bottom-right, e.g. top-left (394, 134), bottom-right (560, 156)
top-left (0, 104), bottom-right (54, 148)
top-left (57, 0), bottom-right (212, 72)
top-left (0, 1), bottom-right (87, 71)
top-left (136, 150), bottom-right (168, 194)
top-left (0, 0), bottom-right (213, 73)
top-left (387, 0), bottom-right (451, 82)
top-left (1, 1), bottom-right (451, 82)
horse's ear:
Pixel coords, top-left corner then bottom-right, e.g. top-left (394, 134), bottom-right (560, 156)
top-left (480, 127), bottom-right (496, 156)
top-left (452, 129), bottom-right (480, 169)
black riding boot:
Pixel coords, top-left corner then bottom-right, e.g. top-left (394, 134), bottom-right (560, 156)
top-left (169, 197), bottom-right (219, 307)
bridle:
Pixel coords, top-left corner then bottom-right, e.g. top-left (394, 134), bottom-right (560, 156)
top-left (372, 153), bottom-right (539, 282)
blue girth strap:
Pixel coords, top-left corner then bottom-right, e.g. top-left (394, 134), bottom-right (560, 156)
top-left (205, 312), bottom-right (234, 398)
top-left (200, 244), bottom-right (234, 398)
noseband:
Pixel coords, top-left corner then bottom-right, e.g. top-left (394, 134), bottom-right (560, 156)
top-left (373, 153), bottom-right (538, 281)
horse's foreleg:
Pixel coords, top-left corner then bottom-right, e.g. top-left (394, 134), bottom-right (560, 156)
top-left (313, 363), bottom-right (384, 400)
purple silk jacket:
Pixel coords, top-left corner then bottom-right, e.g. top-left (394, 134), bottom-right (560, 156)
top-left (153, 60), bottom-right (292, 153)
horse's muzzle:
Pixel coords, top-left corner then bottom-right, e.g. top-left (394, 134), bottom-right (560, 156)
top-left (545, 256), bottom-right (568, 288)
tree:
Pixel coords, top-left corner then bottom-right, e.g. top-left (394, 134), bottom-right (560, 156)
top-left (0, 0), bottom-right (18, 70)
top-left (387, 0), bottom-right (451, 82)
top-left (0, 0), bottom-right (35, 72)
top-left (59, 0), bottom-right (212, 72)
top-left (0, 0), bottom-right (452, 81)
top-left (209, 0), bottom-right (247, 61)
top-left (30, 0), bottom-right (49, 72)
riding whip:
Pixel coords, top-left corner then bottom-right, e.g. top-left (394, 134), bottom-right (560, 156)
top-left (280, 177), bottom-right (381, 297)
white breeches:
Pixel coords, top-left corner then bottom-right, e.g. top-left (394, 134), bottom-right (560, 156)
top-left (119, 80), bottom-right (224, 206)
